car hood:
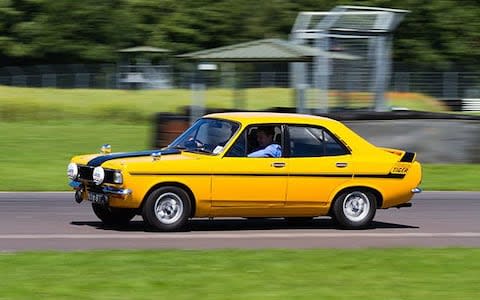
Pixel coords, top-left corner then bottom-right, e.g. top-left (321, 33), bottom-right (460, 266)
top-left (71, 148), bottom-right (211, 170)
top-left (86, 149), bottom-right (181, 167)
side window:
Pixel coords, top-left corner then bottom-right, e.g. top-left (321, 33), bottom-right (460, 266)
top-left (288, 126), bottom-right (348, 157)
top-left (225, 125), bottom-right (282, 158)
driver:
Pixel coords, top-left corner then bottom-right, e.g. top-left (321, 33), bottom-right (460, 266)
top-left (248, 126), bottom-right (282, 158)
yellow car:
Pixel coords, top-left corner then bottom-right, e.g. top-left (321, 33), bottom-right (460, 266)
top-left (67, 112), bottom-right (422, 230)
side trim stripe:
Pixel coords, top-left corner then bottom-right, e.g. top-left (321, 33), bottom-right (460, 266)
top-left (129, 172), bottom-right (405, 179)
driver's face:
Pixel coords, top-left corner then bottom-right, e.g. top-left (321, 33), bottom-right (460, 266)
top-left (257, 131), bottom-right (273, 148)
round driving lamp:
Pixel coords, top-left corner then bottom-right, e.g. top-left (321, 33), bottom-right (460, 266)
top-left (92, 167), bottom-right (105, 185)
top-left (67, 163), bottom-right (78, 180)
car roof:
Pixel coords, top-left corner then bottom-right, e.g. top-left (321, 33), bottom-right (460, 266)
top-left (204, 112), bottom-right (339, 126)
top-left (205, 112), bottom-right (388, 156)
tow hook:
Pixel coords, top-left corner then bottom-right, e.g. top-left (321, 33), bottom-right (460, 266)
top-left (74, 189), bottom-right (83, 204)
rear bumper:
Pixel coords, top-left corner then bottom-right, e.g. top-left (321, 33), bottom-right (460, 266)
top-left (388, 187), bottom-right (420, 209)
top-left (411, 187), bottom-right (422, 194)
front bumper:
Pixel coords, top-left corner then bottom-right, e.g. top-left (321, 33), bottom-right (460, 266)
top-left (102, 186), bottom-right (132, 195)
top-left (70, 180), bottom-right (132, 204)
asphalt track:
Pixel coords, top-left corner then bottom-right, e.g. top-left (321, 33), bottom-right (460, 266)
top-left (0, 191), bottom-right (479, 251)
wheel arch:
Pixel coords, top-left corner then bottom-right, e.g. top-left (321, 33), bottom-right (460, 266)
top-left (141, 181), bottom-right (197, 217)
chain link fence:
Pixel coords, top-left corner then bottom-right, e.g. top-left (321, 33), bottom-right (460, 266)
top-left (1, 64), bottom-right (479, 111)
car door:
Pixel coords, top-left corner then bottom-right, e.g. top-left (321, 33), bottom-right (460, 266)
top-left (210, 124), bottom-right (288, 208)
top-left (286, 125), bottom-right (353, 209)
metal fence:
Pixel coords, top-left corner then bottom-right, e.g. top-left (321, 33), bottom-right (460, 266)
top-left (1, 64), bottom-right (479, 105)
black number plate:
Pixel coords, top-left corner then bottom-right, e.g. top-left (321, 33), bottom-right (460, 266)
top-left (88, 192), bottom-right (108, 204)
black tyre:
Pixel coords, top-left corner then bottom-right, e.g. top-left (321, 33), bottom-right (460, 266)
top-left (92, 203), bottom-right (136, 226)
top-left (142, 186), bottom-right (192, 231)
top-left (285, 217), bottom-right (314, 225)
top-left (332, 190), bottom-right (377, 229)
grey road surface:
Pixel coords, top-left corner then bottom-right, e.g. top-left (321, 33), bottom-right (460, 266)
top-left (0, 191), bottom-right (479, 251)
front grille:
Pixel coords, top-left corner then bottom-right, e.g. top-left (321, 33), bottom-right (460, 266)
top-left (78, 165), bottom-right (116, 184)
top-left (78, 165), bottom-right (94, 180)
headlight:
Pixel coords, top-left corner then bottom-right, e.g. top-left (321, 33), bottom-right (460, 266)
top-left (113, 171), bottom-right (123, 184)
top-left (67, 163), bottom-right (78, 180)
top-left (92, 167), bottom-right (105, 185)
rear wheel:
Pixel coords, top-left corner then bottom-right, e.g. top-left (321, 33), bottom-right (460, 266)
top-left (332, 190), bottom-right (376, 229)
top-left (92, 203), bottom-right (136, 226)
top-left (142, 186), bottom-right (191, 231)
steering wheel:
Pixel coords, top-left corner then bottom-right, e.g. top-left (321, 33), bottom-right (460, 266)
top-left (184, 138), bottom-right (205, 149)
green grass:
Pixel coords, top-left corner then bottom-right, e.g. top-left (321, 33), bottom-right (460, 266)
top-left (0, 120), bottom-right (150, 191)
top-left (0, 249), bottom-right (479, 299)
top-left (0, 86), bottom-right (447, 123)
top-left (1, 120), bottom-right (479, 191)
top-left (422, 164), bottom-right (480, 191)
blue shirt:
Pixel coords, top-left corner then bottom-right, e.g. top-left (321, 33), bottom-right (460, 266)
top-left (248, 144), bottom-right (282, 158)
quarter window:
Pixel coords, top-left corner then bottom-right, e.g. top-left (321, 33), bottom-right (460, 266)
top-left (288, 126), bottom-right (348, 157)
top-left (225, 130), bottom-right (247, 157)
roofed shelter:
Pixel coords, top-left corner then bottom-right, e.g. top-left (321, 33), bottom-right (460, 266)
top-left (178, 38), bottom-right (359, 117)
top-left (118, 46), bottom-right (171, 53)
top-left (178, 38), bottom-right (357, 62)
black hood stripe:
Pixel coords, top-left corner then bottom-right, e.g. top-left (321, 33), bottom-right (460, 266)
top-left (87, 148), bottom-right (181, 167)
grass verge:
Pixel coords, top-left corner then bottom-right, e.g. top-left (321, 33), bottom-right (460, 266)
top-left (421, 164), bottom-right (480, 191)
top-left (1, 249), bottom-right (479, 299)
top-left (0, 86), bottom-right (448, 123)
top-left (0, 120), bottom-right (150, 191)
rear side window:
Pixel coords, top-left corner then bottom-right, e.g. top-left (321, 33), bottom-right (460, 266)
top-left (288, 126), bottom-right (349, 157)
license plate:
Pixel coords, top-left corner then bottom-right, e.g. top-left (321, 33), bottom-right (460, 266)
top-left (88, 192), bottom-right (108, 204)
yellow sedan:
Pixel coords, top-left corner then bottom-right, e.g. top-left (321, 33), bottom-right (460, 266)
top-left (67, 112), bottom-right (422, 230)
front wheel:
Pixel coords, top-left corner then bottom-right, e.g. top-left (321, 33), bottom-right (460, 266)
top-left (92, 203), bottom-right (136, 226)
top-left (142, 186), bottom-right (192, 231)
top-left (332, 190), bottom-right (376, 229)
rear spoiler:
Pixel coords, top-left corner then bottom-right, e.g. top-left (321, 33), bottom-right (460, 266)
top-left (399, 152), bottom-right (416, 162)
top-left (380, 147), bottom-right (416, 163)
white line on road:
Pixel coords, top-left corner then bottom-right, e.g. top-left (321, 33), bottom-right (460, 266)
top-left (0, 232), bottom-right (480, 239)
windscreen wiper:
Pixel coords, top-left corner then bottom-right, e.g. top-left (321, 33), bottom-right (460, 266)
top-left (185, 147), bottom-right (212, 154)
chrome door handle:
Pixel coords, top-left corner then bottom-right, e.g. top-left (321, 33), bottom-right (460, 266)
top-left (336, 162), bottom-right (348, 168)
top-left (271, 162), bottom-right (286, 168)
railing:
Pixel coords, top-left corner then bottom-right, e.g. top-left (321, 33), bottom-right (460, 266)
top-left (1, 64), bottom-right (479, 111)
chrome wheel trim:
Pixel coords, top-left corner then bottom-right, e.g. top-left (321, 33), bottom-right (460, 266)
top-left (342, 191), bottom-right (370, 222)
top-left (154, 192), bottom-right (184, 225)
